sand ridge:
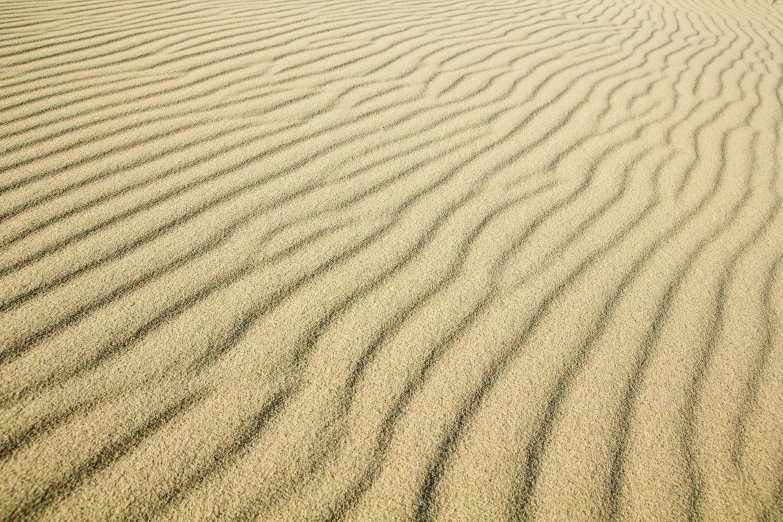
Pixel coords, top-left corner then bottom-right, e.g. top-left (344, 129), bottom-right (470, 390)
top-left (1, 0), bottom-right (783, 520)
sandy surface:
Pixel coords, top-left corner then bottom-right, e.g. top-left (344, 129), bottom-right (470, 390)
top-left (1, 0), bottom-right (783, 520)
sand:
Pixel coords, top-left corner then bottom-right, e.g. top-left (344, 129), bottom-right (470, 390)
top-left (1, 0), bottom-right (782, 520)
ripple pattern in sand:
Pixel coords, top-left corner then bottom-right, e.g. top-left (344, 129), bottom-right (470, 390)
top-left (1, 0), bottom-right (783, 520)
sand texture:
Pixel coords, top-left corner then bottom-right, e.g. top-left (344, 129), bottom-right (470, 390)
top-left (2, 0), bottom-right (783, 520)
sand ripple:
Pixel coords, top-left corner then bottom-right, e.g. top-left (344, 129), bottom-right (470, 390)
top-left (1, 0), bottom-right (783, 520)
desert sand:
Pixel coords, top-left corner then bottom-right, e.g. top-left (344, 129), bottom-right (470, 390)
top-left (1, 0), bottom-right (782, 520)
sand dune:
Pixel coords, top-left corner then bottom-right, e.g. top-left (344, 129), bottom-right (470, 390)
top-left (1, 0), bottom-right (783, 520)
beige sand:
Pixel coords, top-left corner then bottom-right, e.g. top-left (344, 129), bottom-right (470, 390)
top-left (1, 0), bottom-right (782, 520)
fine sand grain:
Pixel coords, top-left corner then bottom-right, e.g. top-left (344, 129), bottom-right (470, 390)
top-left (2, 0), bottom-right (783, 520)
